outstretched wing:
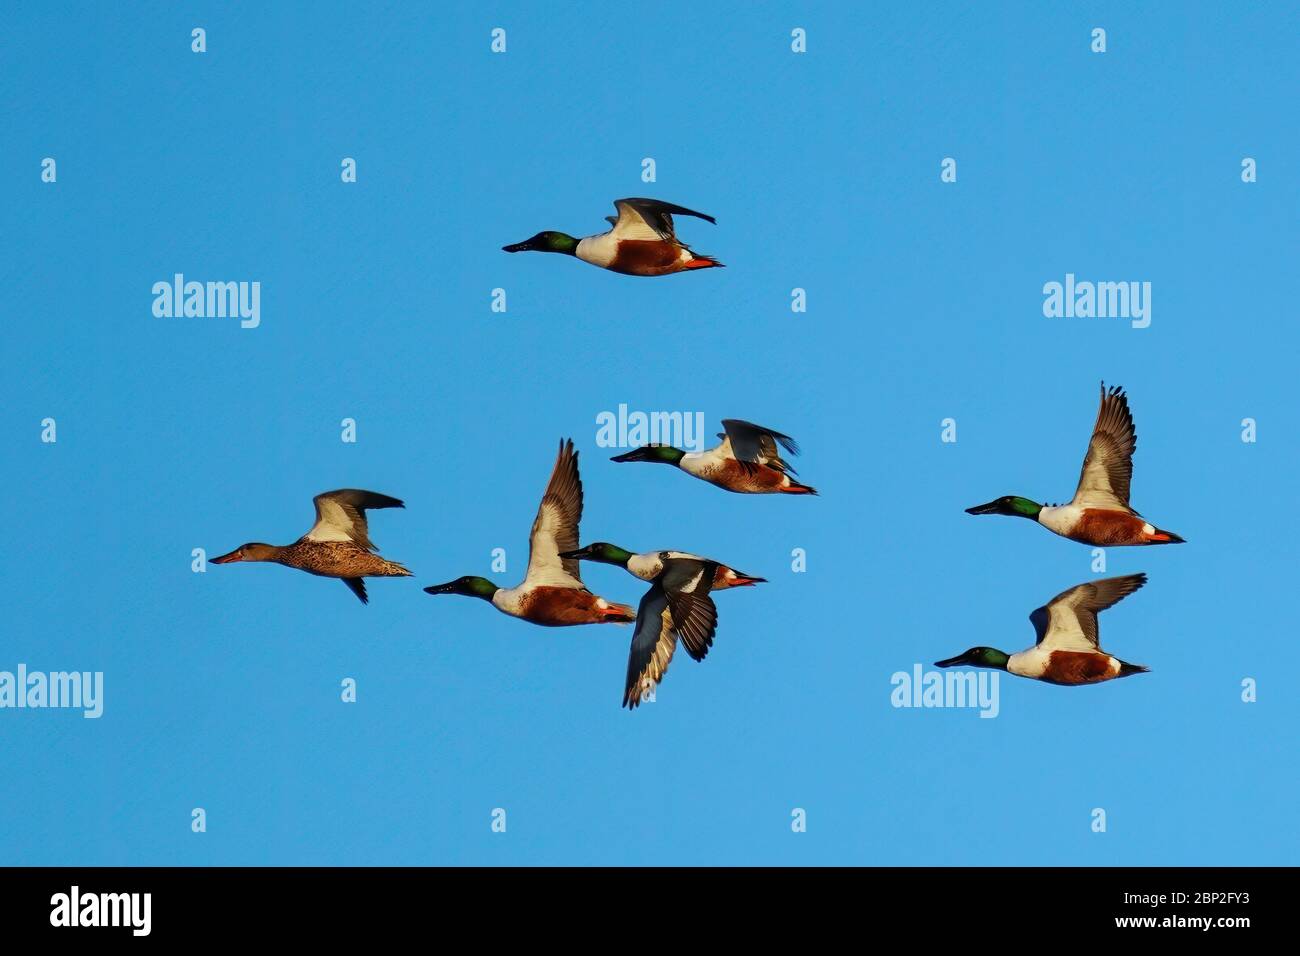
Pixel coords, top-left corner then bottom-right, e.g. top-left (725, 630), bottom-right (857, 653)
top-left (1030, 573), bottom-right (1147, 652)
top-left (625, 584), bottom-right (677, 709)
top-left (1071, 383), bottom-right (1137, 512)
top-left (610, 198), bottom-right (716, 242)
top-left (525, 439), bottom-right (584, 587)
top-left (721, 419), bottom-right (801, 474)
top-left (305, 489), bottom-right (405, 551)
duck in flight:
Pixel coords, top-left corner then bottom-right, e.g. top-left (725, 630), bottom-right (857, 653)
top-left (936, 574), bottom-right (1150, 685)
top-left (423, 440), bottom-right (636, 626)
top-left (611, 418), bottom-right (817, 495)
top-left (210, 489), bottom-right (412, 604)
top-left (965, 383), bottom-right (1183, 546)
top-left (560, 543), bottom-right (764, 708)
top-left (502, 198), bottom-right (723, 276)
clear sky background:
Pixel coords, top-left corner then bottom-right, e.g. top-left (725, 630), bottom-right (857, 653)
top-left (3, 2), bottom-right (1297, 865)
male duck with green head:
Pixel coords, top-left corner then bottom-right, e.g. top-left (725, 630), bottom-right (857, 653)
top-left (966, 383), bottom-right (1184, 546)
top-left (422, 440), bottom-right (634, 627)
top-left (612, 418), bottom-right (817, 495)
top-left (560, 542), bottom-right (763, 708)
top-left (936, 573), bottom-right (1150, 686)
top-left (503, 198), bottom-right (723, 277)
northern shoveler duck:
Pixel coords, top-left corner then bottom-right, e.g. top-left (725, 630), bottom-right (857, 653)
top-left (211, 489), bottom-right (412, 604)
top-left (936, 573), bottom-right (1150, 686)
top-left (966, 383), bottom-right (1184, 546)
top-left (610, 418), bottom-right (817, 495)
top-left (560, 543), bottom-right (764, 708)
top-left (423, 440), bottom-right (636, 627)
top-left (502, 198), bottom-right (723, 276)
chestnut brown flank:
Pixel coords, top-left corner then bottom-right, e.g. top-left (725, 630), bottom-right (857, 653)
top-left (521, 586), bottom-right (634, 627)
top-left (1043, 651), bottom-right (1116, 685)
top-left (608, 240), bottom-right (687, 276)
top-left (708, 460), bottom-right (792, 493)
top-left (1067, 509), bottom-right (1151, 546)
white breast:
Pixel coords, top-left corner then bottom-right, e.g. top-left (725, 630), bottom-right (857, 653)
top-left (627, 553), bottom-right (663, 581)
top-left (575, 231), bottom-right (618, 268)
top-left (1007, 645), bottom-right (1051, 679)
top-left (492, 586), bottom-right (528, 617)
top-left (680, 442), bottom-right (728, 478)
top-left (1037, 504), bottom-right (1083, 537)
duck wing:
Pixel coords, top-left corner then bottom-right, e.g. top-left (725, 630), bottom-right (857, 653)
top-left (525, 439), bottom-right (584, 587)
top-left (1070, 383), bottom-right (1137, 512)
top-left (1030, 573), bottom-right (1147, 652)
top-left (305, 489), bottom-right (404, 551)
top-left (625, 583), bottom-right (677, 709)
top-left (610, 198), bottom-right (716, 242)
top-left (341, 578), bottom-right (368, 605)
top-left (721, 419), bottom-right (801, 474)
top-left (660, 558), bottom-right (719, 662)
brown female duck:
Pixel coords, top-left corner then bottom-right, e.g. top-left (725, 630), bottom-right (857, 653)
top-left (211, 489), bottom-right (412, 604)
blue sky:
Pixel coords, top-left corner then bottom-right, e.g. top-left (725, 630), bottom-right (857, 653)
top-left (2, 2), bottom-right (1296, 865)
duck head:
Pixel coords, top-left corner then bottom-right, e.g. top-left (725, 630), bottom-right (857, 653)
top-left (965, 495), bottom-right (1042, 519)
top-left (610, 445), bottom-right (686, 465)
top-left (935, 647), bottom-right (1011, 670)
top-left (502, 231), bottom-right (579, 255)
top-left (423, 576), bottom-right (499, 601)
top-left (559, 542), bottom-right (635, 567)
top-left (210, 542), bottom-right (279, 564)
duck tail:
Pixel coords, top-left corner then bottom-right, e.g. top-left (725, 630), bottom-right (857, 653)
top-left (1118, 660), bottom-right (1150, 678)
top-left (382, 559), bottom-right (414, 576)
top-left (602, 602), bottom-right (636, 624)
top-left (782, 480), bottom-right (818, 495)
top-left (1147, 528), bottom-right (1185, 544)
top-left (682, 253), bottom-right (724, 270)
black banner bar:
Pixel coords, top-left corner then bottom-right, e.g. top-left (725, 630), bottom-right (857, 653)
top-left (0, 866), bottom-right (1280, 940)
